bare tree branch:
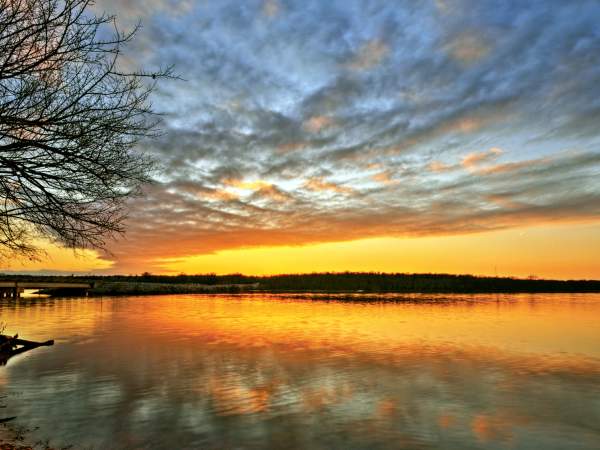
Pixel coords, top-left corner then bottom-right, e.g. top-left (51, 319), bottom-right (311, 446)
top-left (0, 0), bottom-right (171, 259)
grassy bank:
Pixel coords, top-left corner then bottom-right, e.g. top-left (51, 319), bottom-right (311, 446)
top-left (89, 281), bottom-right (259, 296)
top-left (36, 281), bottom-right (259, 297)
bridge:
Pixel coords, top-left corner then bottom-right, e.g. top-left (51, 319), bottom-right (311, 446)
top-left (0, 281), bottom-right (92, 298)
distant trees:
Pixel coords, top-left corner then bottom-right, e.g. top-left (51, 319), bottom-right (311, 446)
top-left (251, 272), bottom-right (600, 293)
top-left (0, 0), bottom-right (170, 258)
top-left (0, 272), bottom-right (598, 293)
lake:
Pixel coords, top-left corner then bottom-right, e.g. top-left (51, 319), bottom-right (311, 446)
top-left (1, 293), bottom-right (599, 449)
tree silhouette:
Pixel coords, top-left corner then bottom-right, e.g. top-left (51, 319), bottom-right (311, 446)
top-left (0, 0), bottom-right (170, 258)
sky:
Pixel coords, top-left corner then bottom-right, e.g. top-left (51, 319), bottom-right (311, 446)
top-left (6, 0), bottom-right (600, 278)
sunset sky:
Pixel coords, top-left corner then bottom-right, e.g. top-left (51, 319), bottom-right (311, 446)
top-left (5, 0), bottom-right (600, 278)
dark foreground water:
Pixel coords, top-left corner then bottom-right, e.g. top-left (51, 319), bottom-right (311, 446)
top-left (0, 293), bottom-right (599, 449)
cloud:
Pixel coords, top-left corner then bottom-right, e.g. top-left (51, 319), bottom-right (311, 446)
top-left (97, 148), bottom-right (600, 273)
top-left (57, 0), bottom-right (600, 272)
top-left (485, 193), bottom-right (522, 209)
top-left (346, 39), bottom-right (389, 71)
top-left (476, 160), bottom-right (540, 176)
top-left (262, 0), bottom-right (281, 18)
top-left (94, 0), bottom-right (194, 23)
top-left (303, 177), bottom-right (354, 195)
top-left (250, 184), bottom-right (293, 203)
top-left (222, 178), bottom-right (272, 191)
top-left (429, 161), bottom-right (456, 173)
top-left (276, 141), bottom-right (309, 154)
top-left (372, 171), bottom-right (395, 185)
top-left (303, 115), bottom-right (335, 133)
top-left (462, 147), bottom-right (504, 170)
top-left (446, 32), bottom-right (490, 64)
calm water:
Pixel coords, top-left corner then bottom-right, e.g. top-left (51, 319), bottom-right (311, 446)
top-left (1, 293), bottom-right (600, 449)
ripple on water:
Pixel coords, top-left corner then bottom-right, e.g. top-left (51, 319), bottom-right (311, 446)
top-left (0, 293), bottom-right (599, 449)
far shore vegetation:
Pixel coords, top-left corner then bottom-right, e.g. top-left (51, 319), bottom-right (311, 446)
top-left (0, 272), bottom-right (599, 296)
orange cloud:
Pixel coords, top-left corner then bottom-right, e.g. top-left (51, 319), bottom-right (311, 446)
top-left (303, 177), bottom-right (354, 194)
top-left (223, 178), bottom-right (272, 191)
top-left (373, 109), bottom-right (511, 159)
top-left (451, 117), bottom-right (484, 133)
top-left (276, 141), bottom-right (308, 153)
top-left (372, 170), bottom-right (395, 184)
top-left (462, 151), bottom-right (552, 176)
top-left (439, 109), bottom-right (512, 138)
top-left (303, 115), bottom-right (335, 133)
top-left (346, 39), bottom-right (389, 71)
top-left (262, 0), bottom-right (280, 18)
top-left (429, 161), bottom-right (456, 173)
top-left (203, 189), bottom-right (239, 202)
top-left (219, 179), bottom-right (292, 202)
top-left (446, 32), bottom-right (490, 64)
top-left (485, 194), bottom-right (521, 209)
top-left (252, 185), bottom-right (291, 203)
top-left (462, 147), bottom-right (504, 170)
top-left (476, 159), bottom-right (540, 175)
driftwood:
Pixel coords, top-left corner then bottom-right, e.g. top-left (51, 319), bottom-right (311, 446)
top-left (0, 335), bottom-right (54, 425)
top-left (0, 334), bottom-right (54, 366)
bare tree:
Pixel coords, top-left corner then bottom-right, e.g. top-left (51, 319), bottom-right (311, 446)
top-left (0, 0), bottom-right (169, 259)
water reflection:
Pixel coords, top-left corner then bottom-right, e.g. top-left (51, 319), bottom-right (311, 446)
top-left (0, 294), bottom-right (599, 449)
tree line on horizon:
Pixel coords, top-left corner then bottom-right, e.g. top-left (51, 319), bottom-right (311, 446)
top-left (1, 271), bottom-right (599, 293)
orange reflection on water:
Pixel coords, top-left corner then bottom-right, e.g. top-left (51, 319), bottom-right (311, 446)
top-left (209, 374), bottom-right (272, 416)
top-left (471, 412), bottom-right (531, 444)
top-left (438, 413), bottom-right (457, 429)
top-left (102, 293), bottom-right (600, 360)
top-left (1, 294), bottom-right (599, 449)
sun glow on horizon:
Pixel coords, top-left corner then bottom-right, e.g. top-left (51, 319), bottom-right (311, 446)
top-left (0, 240), bottom-right (113, 274)
top-left (3, 224), bottom-right (600, 280)
top-left (152, 222), bottom-right (600, 280)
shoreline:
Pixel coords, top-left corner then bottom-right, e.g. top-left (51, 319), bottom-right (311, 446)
top-left (0, 272), bottom-right (598, 297)
top-left (40, 283), bottom-right (600, 298)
